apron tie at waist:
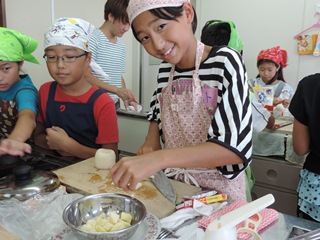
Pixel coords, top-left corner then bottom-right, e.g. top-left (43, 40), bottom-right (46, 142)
top-left (164, 168), bottom-right (218, 187)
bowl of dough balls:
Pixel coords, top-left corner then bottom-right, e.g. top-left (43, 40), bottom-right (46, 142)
top-left (63, 193), bottom-right (147, 240)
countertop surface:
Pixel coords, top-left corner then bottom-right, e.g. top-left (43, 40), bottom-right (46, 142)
top-left (264, 120), bottom-right (293, 135)
top-left (53, 157), bottom-right (201, 219)
top-left (252, 119), bottom-right (307, 166)
top-left (117, 108), bottom-right (148, 120)
top-left (1, 191), bottom-right (320, 239)
top-left (260, 213), bottom-right (320, 239)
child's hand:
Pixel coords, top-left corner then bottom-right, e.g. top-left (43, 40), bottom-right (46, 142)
top-left (282, 99), bottom-right (290, 108)
top-left (273, 97), bottom-right (290, 108)
top-left (111, 153), bottom-right (161, 191)
top-left (117, 88), bottom-right (136, 103)
top-left (45, 126), bottom-right (71, 152)
top-left (0, 139), bottom-right (31, 156)
top-left (137, 141), bottom-right (161, 155)
top-left (273, 97), bottom-right (283, 106)
top-left (126, 101), bottom-right (142, 112)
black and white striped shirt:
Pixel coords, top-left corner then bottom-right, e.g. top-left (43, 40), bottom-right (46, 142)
top-left (147, 46), bottom-right (252, 179)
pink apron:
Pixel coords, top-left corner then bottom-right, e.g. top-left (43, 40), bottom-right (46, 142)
top-left (160, 41), bottom-right (246, 202)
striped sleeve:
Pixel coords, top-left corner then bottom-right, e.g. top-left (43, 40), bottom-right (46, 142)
top-left (205, 48), bottom-right (252, 178)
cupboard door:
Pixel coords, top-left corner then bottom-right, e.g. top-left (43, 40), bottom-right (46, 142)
top-left (251, 157), bottom-right (301, 190)
top-left (251, 185), bottom-right (298, 216)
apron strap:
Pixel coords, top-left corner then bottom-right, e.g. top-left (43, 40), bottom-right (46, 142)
top-left (165, 168), bottom-right (217, 187)
top-left (168, 40), bottom-right (205, 84)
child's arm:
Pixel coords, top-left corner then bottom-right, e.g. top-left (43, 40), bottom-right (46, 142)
top-left (0, 109), bottom-right (36, 156)
top-left (266, 113), bottom-right (275, 129)
top-left (34, 124), bottom-right (118, 160)
top-left (121, 76), bottom-right (137, 107)
top-left (102, 143), bottom-right (118, 161)
top-left (273, 97), bottom-right (290, 107)
top-left (85, 68), bottom-right (135, 103)
top-left (292, 118), bottom-right (309, 156)
top-left (34, 122), bottom-right (50, 149)
top-left (111, 141), bottom-right (242, 191)
top-left (137, 121), bottom-right (161, 155)
top-left (44, 126), bottom-right (98, 159)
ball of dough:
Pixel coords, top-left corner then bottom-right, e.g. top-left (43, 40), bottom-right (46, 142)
top-left (94, 149), bottom-right (116, 169)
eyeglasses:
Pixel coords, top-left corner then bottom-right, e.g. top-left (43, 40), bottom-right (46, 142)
top-left (43, 52), bottom-right (88, 63)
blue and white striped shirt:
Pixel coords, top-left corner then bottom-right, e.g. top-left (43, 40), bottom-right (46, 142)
top-left (89, 28), bottom-right (126, 101)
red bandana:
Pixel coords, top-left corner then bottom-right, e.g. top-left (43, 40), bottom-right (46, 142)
top-left (257, 46), bottom-right (288, 68)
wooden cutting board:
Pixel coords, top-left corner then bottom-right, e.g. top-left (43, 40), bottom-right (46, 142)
top-left (0, 226), bottom-right (20, 240)
top-left (53, 158), bottom-right (200, 219)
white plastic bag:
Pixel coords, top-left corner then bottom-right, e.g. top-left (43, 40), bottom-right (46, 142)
top-left (0, 187), bottom-right (82, 240)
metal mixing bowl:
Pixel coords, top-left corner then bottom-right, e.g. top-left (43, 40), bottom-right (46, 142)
top-left (63, 193), bottom-right (147, 240)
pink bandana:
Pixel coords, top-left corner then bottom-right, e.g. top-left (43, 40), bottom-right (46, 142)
top-left (257, 46), bottom-right (288, 68)
top-left (127, 0), bottom-right (190, 24)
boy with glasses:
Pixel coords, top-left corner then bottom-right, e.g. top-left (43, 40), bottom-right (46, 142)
top-left (34, 17), bottom-right (119, 160)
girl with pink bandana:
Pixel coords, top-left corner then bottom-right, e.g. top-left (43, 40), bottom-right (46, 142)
top-left (111, 0), bottom-right (253, 201)
top-left (0, 27), bottom-right (39, 157)
top-left (249, 46), bottom-right (295, 108)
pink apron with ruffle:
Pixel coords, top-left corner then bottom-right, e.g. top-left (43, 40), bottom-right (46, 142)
top-left (160, 41), bottom-right (245, 201)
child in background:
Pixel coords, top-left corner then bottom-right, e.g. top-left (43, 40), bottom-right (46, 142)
top-left (111, 0), bottom-right (252, 201)
top-left (34, 18), bottom-right (119, 160)
top-left (86, 0), bottom-right (137, 109)
top-left (248, 46), bottom-right (294, 108)
top-left (0, 27), bottom-right (39, 156)
top-left (201, 20), bottom-right (275, 202)
top-left (201, 20), bottom-right (243, 54)
top-left (201, 20), bottom-right (274, 131)
top-left (289, 73), bottom-right (320, 222)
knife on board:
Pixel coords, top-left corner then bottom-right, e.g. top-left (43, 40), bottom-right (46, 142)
top-left (151, 170), bottom-right (176, 204)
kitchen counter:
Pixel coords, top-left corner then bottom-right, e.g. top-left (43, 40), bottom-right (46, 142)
top-left (252, 120), bottom-right (306, 166)
top-left (52, 157), bottom-right (201, 219)
top-left (1, 184), bottom-right (319, 240)
top-left (116, 108), bottom-right (148, 120)
top-left (1, 189), bottom-right (320, 239)
top-left (260, 213), bottom-right (320, 239)
top-left (163, 208), bottom-right (320, 239)
top-left (250, 120), bottom-right (306, 216)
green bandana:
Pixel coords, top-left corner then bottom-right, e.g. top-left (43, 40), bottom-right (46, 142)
top-left (208, 20), bottom-right (243, 51)
top-left (0, 27), bottom-right (39, 64)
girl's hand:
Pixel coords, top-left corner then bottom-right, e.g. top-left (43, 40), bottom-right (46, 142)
top-left (0, 139), bottom-right (31, 156)
top-left (273, 97), bottom-right (283, 106)
top-left (111, 153), bottom-right (160, 191)
top-left (273, 97), bottom-right (290, 108)
top-left (282, 99), bottom-right (290, 108)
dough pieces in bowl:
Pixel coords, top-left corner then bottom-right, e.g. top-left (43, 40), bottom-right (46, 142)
top-left (94, 148), bottom-right (116, 169)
